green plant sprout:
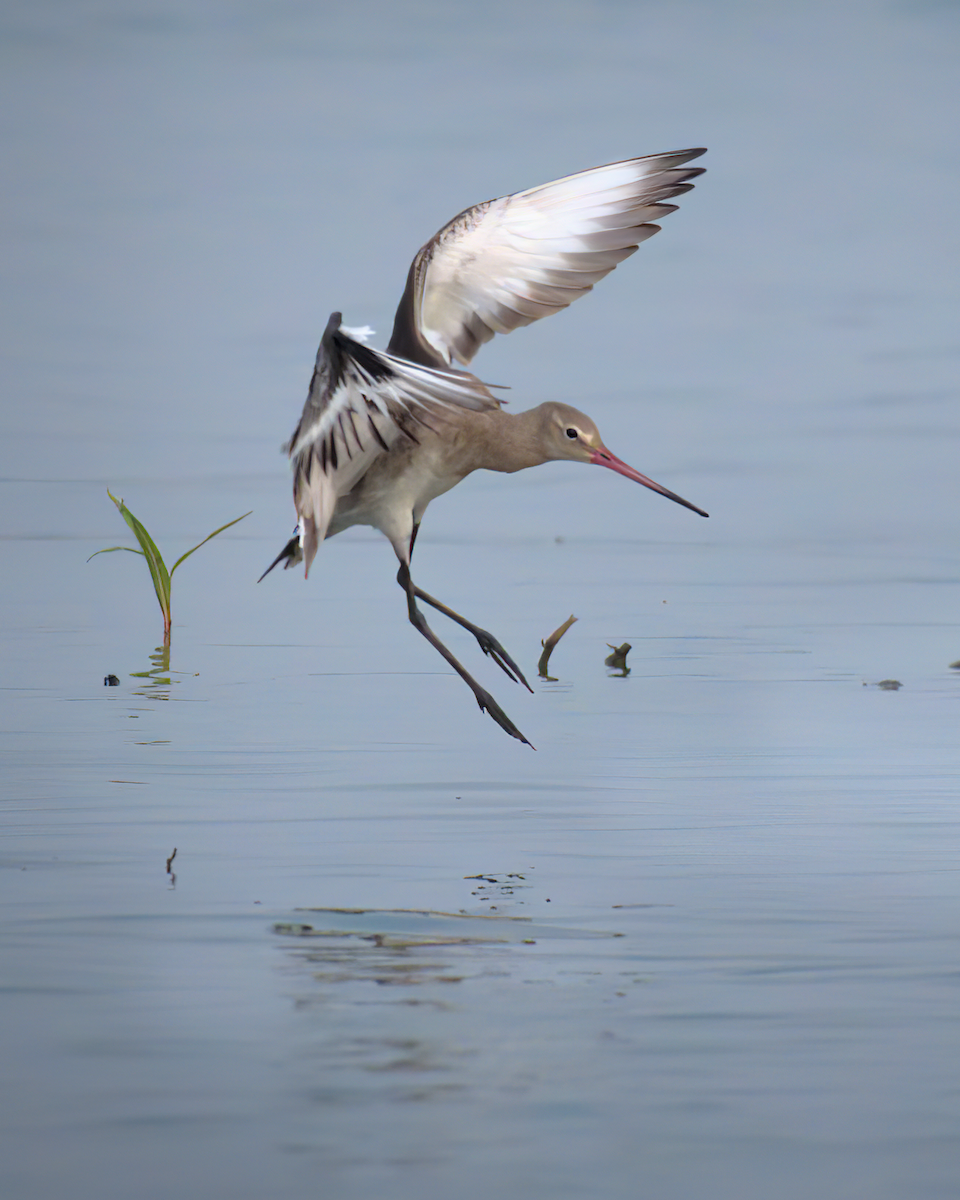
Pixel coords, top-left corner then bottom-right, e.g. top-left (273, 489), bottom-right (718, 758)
top-left (89, 491), bottom-right (251, 647)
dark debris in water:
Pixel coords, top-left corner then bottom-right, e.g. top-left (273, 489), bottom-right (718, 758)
top-left (863, 679), bottom-right (903, 690)
top-left (464, 871), bottom-right (532, 905)
top-left (604, 642), bottom-right (631, 671)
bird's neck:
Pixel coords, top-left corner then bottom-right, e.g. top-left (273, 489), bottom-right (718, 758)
top-left (464, 405), bottom-right (554, 475)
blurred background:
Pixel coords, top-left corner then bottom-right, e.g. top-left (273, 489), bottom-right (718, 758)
top-left (2, 2), bottom-right (959, 1198)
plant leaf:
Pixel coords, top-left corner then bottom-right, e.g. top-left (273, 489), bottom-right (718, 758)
top-left (169, 511), bottom-right (252, 575)
top-left (87, 546), bottom-right (146, 562)
top-left (107, 490), bottom-right (171, 622)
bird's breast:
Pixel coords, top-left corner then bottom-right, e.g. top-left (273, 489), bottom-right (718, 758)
top-left (327, 424), bottom-right (471, 542)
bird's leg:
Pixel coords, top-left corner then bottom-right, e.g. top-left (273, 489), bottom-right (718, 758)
top-left (405, 523), bottom-right (532, 692)
top-left (396, 561), bottom-right (533, 748)
top-left (405, 584), bottom-right (533, 692)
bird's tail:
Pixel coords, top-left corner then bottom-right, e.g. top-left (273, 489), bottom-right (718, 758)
top-left (257, 531), bottom-right (304, 582)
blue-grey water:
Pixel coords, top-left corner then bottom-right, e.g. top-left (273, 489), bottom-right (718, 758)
top-left (3, 2), bottom-right (960, 1197)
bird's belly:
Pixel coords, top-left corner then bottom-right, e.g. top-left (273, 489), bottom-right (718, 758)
top-left (327, 447), bottom-right (465, 548)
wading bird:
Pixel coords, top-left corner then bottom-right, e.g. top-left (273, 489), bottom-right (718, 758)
top-left (260, 149), bottom-right (709, 746)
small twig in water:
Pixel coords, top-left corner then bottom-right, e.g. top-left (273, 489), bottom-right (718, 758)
top-left (538, 614), bottom-right (577, 680)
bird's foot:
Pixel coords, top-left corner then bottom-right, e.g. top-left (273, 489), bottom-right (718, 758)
top-left (474, 687), bottom-right (535, 748)
top-left (474, 630), bottom-right (534, 693)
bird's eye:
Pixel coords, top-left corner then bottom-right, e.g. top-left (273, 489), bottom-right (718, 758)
top-left (565, 427), bottom-right (578, 440)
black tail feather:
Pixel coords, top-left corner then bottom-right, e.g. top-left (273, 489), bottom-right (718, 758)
top-left (257, 535), bottom-right (302, 582)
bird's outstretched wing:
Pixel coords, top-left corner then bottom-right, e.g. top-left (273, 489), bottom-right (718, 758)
top-left (387, 149), bottom-right (706, 369)
top-left (288, 313), bottom-right (499, 570)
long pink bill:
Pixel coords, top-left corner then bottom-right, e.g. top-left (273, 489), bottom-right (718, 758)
top-left (590, 446), bottom-right (709, 518)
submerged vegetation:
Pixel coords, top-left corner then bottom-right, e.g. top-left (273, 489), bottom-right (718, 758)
top-left (89, 490), bottom-right (250, 648)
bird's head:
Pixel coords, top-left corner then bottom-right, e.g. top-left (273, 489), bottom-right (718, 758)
top-left (538, 402), bottom-right (708, 518)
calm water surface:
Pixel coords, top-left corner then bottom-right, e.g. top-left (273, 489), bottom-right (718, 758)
top-left (2, 2), bottom-right (960, 1198)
